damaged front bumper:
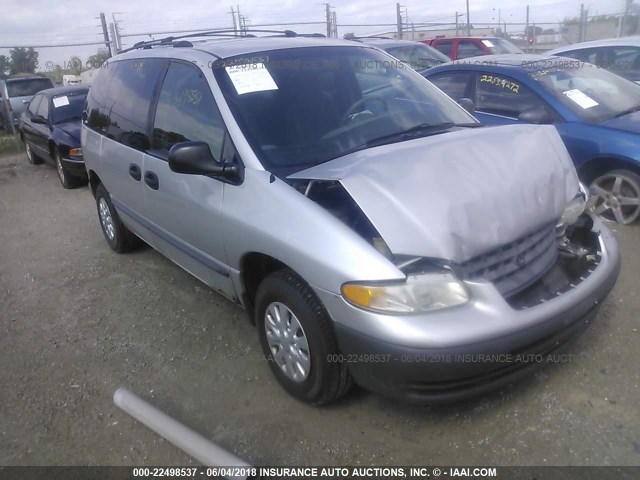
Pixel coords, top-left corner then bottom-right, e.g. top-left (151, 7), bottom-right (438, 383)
top-left (313, 216), bottom-right (620, 403)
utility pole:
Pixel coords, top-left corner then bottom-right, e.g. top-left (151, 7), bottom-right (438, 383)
top-left (99, 13), bottom-right (112, 57)
top-left (112, 13), bottom-right (123, 53)
top-left (579, 4), bottom-right (585, 42)
top-left (325, 3), bottom-right (332, 38)
top-left (396, 3), bottom-right (403, 39)
top-left (466, 0), bottom-right (471, 35)
top-left (332, 11), bottom-right (338, 38)
top-left (455, 11), bottom-right (459, 36)
top-left (109, 23), bottom-right (118, 55)
top-left (618, 0), bottom-right (632, 37)
top-left (229, 7), bottom-right (238, 36)
top-left (525, 5), bottom-right (529, 53)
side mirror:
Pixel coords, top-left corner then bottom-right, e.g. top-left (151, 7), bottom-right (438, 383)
top-left (168, 141), bottom-right (238, 179)
top-left (518, 106), bottom-right (556, 124)
top-left (458, 97), bottom-right (475, 115)
top-left (32, 115), bottom-right (47, 125)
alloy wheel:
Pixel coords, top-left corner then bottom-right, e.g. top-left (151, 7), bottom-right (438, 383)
top-left (590, 172), bottom-right (640, 224)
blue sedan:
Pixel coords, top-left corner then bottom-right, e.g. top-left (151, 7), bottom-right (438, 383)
top-left (425, 54), bottom-right (640, 224)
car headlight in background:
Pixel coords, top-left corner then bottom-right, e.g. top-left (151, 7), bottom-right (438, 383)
top-left (69, 147), bottom-right (82, 156)
top-left (341, 273), bottom-right (469, 314)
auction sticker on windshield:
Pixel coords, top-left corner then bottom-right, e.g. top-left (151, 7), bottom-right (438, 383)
top-left (52, 96), bottom-right (70, 108)
top-left (225, 62), bottom-right (278, 95)
top-left (562, 89), bottom-right (598, 109)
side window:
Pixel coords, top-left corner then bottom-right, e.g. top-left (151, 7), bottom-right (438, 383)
top-left (86, 61), bottom-right (115, 132)
top-left (106, 58), bottom-right (167, 150)
top-left (36, 96), bottom-right (49, 120)
top-left (428, 72), bottom-right (472, 101)
top-left (151, 62), bottom-right (225, 160)
top-left (433, 41), bottom-right (453, 58)
top-left (475, 73), bottom-right (548, 119)
top-left (559, 48), bottom-right (596, 63)
top-left (457, 41), bottom-right (486, 59)
top-left (28, 94), bottom-right (42, 116)
top-left (609, 46), bottom-right (640, 77)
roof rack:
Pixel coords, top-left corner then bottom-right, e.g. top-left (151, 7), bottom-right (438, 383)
top-left (121, 29), bottom-right (325, 53)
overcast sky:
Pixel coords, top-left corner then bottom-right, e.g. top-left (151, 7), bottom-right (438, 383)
top-left (0, 0), bottom-right (627, 70)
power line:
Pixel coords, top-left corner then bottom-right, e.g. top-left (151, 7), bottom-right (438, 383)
top-left (0, 41), bottom-right (106, 48)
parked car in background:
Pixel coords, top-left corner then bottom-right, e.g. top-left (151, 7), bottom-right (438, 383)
top-left (354, 38), bottom-right (449, 73)
top-left (548, 37), bottom-right (640, 84)
top-left (425, 54), bottom-right (640, 224)
top-left (82, 34), bottom-right (619, 405)
top-left (422, 36), bottom-right (522, 60)
top-left (0, 75), bottom-right (55, 129)
top-left (19, 86), bottom-right (88, 189)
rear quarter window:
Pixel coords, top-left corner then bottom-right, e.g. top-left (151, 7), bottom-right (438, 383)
top-left (85, 62), bottom-right (116, 132)
top-left (104, 59), bottom-right (167, 150)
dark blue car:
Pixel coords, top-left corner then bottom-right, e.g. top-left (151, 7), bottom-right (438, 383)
top-left (425, 54), bottom-right (640, 224)
top-left (19, 86), bottom-right (88, 189)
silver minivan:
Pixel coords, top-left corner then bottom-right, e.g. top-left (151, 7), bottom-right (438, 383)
top-left (82, 33), bottom-right (620, 405)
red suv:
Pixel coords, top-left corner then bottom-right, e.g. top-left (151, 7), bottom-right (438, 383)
top-left (421, 37), bottom-right (522, 60)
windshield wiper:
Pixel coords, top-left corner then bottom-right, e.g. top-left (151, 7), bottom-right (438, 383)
top-left (332, 122), bottom-right (481, 160)
top-left (611, 105), bottom-right (640, 119)
top-left (364, 122), bottom-right (481, 148)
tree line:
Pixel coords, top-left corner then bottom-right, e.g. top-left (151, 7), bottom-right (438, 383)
top-left (0, 47), bottom-right (110, 82)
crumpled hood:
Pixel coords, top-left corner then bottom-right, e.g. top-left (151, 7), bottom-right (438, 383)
top-left (288, 124), bottom-right (579, 263)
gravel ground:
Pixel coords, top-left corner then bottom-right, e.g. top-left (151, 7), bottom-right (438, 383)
top-left (1, 151), bottom-right (639, 466)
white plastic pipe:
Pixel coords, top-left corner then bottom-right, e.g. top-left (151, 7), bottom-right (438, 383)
top-left (113, 388), bottom-right (250, 480)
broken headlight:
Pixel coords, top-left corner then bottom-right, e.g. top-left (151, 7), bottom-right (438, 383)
top-left (557, 183), bottom-right (595, 231)
top-left (341, 273), bottom-right (469, 314)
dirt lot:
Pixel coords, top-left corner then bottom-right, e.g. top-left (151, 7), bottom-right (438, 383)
top-left (1, 150), bottom-right (640, 467)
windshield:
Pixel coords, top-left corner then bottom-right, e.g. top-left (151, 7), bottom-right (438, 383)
top-left (7, 78), bottom-right (54, 97)
top-left (385, 44), bottom-right (449, 70)
top-left (213, 46), bottom-right (475, 174)
top-left (483, 38), bottom-right (522, 54)
top-left (51, 92), bottom-right (87, 124)
top-left (531, 62), bottom-right (640, 122)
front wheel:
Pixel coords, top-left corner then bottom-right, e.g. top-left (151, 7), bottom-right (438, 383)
top-left (55, 151), bottom-right (85, 189)
top-left (590, 169), bottom-right (640, 224)
top-left (255, 270), bottom-right (351, 405)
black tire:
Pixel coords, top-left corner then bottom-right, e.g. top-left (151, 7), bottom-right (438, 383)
top-left (590, 169), bottom-right (640, 225)
top-left (55, 151), bottom-right (86, 189)
top-left (95, 183), bottom-right (140, 253)
top-left (255, 269), bottom-right (352, 405)
top-left (25, 141), bottom-right (42, 165)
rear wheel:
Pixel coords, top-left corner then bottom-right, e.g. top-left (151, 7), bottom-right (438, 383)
top-left (255, 269), bottom-right (352, 405)
top-left (95, 183), bottom-right (140, 253)
top-left (590, 169), bottom-right (640, 224)
top-left (25, 142), bottom-right (42, 165)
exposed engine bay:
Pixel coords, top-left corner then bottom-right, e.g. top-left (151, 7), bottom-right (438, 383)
top-left (292, 178), bottom-right (602, 309)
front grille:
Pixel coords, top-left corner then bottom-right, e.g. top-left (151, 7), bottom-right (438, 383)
top-left (459, 223), bottom-right (558, 297)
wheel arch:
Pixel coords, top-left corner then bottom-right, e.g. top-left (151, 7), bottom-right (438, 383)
top-left (577, 155), bottom-right (640, 184)
top-left (47, 139), bottom-right (57, 159)
top-left (239, 252), bottom-right (291, 324)
top-left (88, 170), bottom-right (102, 197)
